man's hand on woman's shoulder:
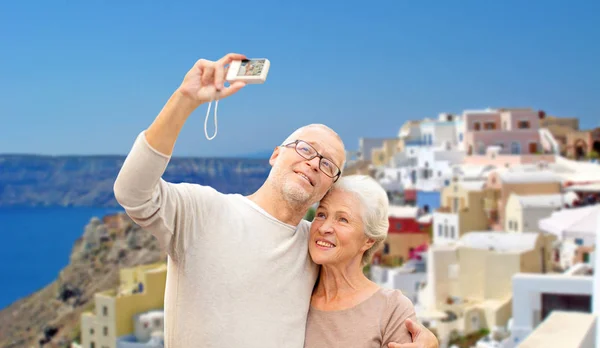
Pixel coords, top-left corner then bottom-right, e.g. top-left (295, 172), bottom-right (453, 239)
top-left (388, 318), bottom-right (439, 348)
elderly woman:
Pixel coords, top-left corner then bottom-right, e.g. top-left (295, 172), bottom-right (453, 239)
top-left (304, 175), bottom-right (418, 348)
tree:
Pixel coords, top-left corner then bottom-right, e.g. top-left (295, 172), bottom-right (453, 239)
top-left (304, 207), bottom-right (316, 221)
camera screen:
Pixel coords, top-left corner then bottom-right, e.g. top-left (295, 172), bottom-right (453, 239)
top-left (237, 59), bottom-right (266, 77)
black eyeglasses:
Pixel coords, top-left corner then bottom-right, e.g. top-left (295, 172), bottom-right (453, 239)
top-left (282, 140), bottom-right (341, 181)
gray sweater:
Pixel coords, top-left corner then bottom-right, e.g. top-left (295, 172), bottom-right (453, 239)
top-left (114, 131), bottom-right (319, 348)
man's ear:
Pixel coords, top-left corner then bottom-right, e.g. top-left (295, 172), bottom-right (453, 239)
top-left (269, 146), bottom-right (280, 166)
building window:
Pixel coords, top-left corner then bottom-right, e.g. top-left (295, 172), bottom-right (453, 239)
top-left (514, 221), bottom-right (518, 231)
top-left (509, 221), bottom-right (513, 230)
top-left (484, 122), bottom-right (496, 130)
top-left (477, 142), bottom-right (486, 155)
top-left (103, 327), bottom-right (108, 336)
top-left (511, 142), bottom-right (521, 155)
top-left (438, 225), bottom-right (443, 236)
top-left (90, 328), bottom-right (94, 335)
top-left (459, 133), bottom-right (463, 142)
top-left (383, 243), bottom-right (390, 254)
top-left (503, 121), bottom-right (507, 129)
top-left (450, 226), bottom-right (455, 239)
top-left (444, 225), bottom-right (449, 237)
top-left (575, 238), bottom-right (584, 246)
top-left (90, 342), bottom-right (95, 348)
top-left (518, 120), bottom-right (530, 129)
top-left (474, 122), bottom-right (481, 131)
top-left (102, 306), bottom-right (108, 316)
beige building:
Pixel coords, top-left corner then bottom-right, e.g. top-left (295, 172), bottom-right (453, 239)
top-left (80, 262), bottom-right (167, 348)
top-left (341, 159), bottom-right (375, 177)
top-left (504, 191), bottom-right (578, 233)
top-left (540, 115), bottom-right (579, 130)
top-left (483, 170), bottom-right (562, 230)
top-left (433, 180), bottom-right (489, 245)
top-left (541, 115), bottom-right (600, 159)
top-left (371, 138), bottom-right (403, 166)
top-left (418, 232), bottom-right (551, 342)
top-left (518, 311), bottom-right (596, 347)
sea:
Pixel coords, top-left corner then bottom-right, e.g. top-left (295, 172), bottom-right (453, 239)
top-left (0, 191), bottom-right (440, 311)
top-left (0, 206), bottom-right (123, 310)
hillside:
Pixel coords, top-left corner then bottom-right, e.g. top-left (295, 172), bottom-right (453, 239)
top-left (0, 213), bottom-right (165, 348)
top-left (0, 155), bottom-right (271, 207)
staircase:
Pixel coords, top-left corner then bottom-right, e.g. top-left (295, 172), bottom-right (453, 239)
top-left (539, 128), bottom-right (560, 155)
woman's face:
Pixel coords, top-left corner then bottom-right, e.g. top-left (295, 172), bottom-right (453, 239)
top-left (309, 189), bottom-right (374, 267)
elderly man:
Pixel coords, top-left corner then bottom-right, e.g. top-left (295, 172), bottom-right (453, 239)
top-left (114, 53), bottom-right (438, 348)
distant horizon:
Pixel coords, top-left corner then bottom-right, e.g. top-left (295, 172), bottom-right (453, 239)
top-left (0, 150), bottom-right (275, 159)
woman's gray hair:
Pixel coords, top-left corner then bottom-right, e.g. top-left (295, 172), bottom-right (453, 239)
top-left (329, 174), bottom-right (389, 266)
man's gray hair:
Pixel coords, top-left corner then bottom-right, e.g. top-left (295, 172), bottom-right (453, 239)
top-left (281, 124), bottom-right (346, 172)
top-left (329, 175), bottom-right (389, 266)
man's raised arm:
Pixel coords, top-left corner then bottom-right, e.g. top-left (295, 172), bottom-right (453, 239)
top-left (112, 53), bottom-right (247, 256)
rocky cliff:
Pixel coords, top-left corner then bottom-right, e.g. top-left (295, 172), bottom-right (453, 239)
top-left (0, 212), bottom-right (165, 348)
top-left (0, 155), bottom-right (271, 207)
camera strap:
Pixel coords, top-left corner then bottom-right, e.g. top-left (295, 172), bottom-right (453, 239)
top-left (204, 98), bottom-right (219, 140)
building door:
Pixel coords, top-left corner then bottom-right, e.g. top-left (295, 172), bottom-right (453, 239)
top-left (470, 313), bottom-right (480, 331)
top-left (529, 142), bottom-right (538, 154)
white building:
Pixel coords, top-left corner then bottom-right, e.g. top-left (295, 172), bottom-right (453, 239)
top-left (504, 192), bottom-right (579, 233)
top-left (371, 256), bottom-right (428, 304)
top-left (385, 113), bottom-right (466, 192)
top-left (539, 205), bottom-right (600, 270)
top-left (116, 310), bottom-right (165, 348)
top-left (485, 208), bottom-right (600, 347)
top-left (501, 268), bottom-right (594, 347)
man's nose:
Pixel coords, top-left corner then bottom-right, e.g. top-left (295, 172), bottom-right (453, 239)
top-left (306, 156), bottom-right (320, 171)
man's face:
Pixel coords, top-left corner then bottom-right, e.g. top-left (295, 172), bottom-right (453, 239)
top-left (268, 127), bottom-right (345, 207)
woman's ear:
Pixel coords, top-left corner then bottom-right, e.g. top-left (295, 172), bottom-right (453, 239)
top-left (362, 238), bottom-right (376, 252)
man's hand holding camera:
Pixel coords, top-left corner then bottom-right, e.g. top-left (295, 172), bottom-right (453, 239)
top-left (177, 53), bottom-right (248, 105)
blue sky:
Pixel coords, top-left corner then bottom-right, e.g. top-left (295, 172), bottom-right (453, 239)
top-left (1, 0), bottom-right (598, 157)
